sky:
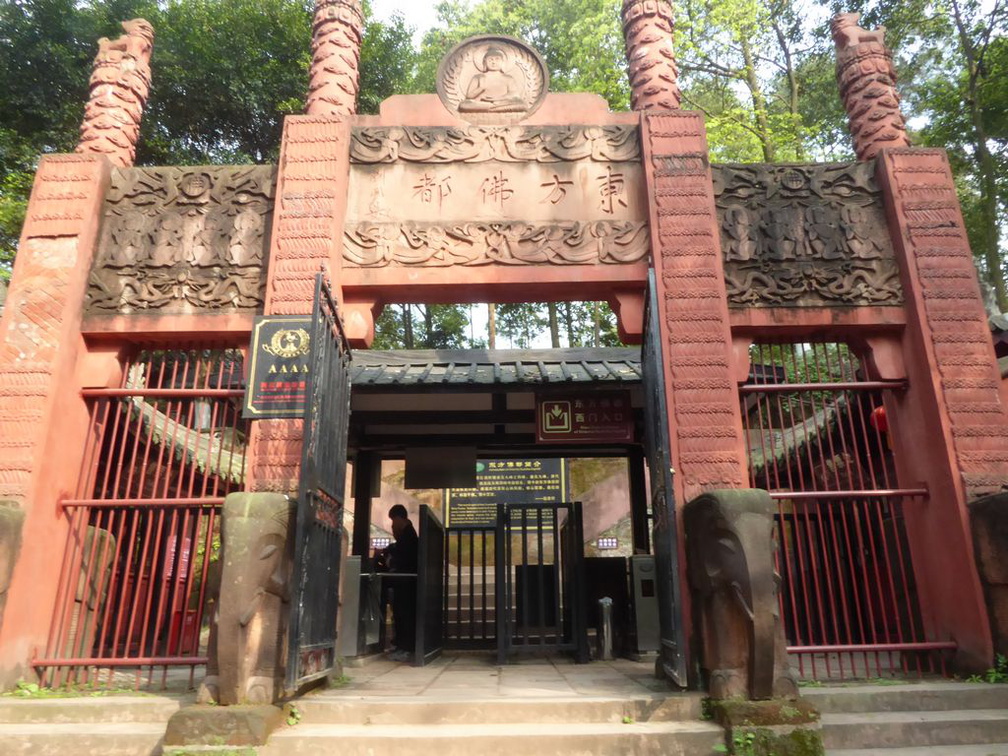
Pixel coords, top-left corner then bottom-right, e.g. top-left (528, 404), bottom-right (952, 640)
top-left (369, 0), bottom-right (442, 45)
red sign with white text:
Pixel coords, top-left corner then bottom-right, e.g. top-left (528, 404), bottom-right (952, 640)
top-left (536, 391), bottom-right (633, 444)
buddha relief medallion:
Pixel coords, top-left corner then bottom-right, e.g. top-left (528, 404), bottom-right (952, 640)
top-left (436, 35), bottom-right (549, 124)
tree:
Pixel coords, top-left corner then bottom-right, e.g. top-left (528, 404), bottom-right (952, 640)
top-left (0, 0), bottom-right (416, 277)
top-left (372, 303), bottom-right (476, 349)
top-left (838, 0), bottom-right (1008, 310)
top-left (414, 0), bottom-right (630, 109)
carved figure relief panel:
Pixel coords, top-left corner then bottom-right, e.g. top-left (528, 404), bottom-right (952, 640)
top-left (436, 35), bottom-right (549, 125)
top-left (713, 162), bottom-right (903, 307)
top-left (344, 124), bottom-right (649, 268)
top-left (87, 166), bottom-right (276, 313)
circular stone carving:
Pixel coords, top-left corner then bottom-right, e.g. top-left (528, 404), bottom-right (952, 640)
top-left (436, 35), bottom-right (549, 125)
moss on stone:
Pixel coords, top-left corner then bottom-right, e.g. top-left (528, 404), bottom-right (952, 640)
top-left (727, 726), bottom-right (825, 756)
top-left (711, 697), bottom-right (820, 727)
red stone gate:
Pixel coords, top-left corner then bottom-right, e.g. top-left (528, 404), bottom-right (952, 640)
top-left (0, 1), bottom-right (1005, 692)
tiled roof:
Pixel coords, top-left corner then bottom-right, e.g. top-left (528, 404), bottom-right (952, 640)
top-left (350, 348), bottom-right (641, 387)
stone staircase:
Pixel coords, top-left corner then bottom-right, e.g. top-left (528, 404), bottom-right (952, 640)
top-left (259, 691), bottom-right (725, 756)
top-left (805, 681), bottom-right (1008, 755)
top-left (0, 693), bottom-right (188, 756)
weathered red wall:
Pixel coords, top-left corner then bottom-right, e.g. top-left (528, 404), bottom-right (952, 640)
top-left (0, 155), bottom-right (111, 686)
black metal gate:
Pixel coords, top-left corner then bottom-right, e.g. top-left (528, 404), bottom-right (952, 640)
top-left (415, 505), bottom-right (446, 666)
top-left (642, 270), bottom-right (688, 687)
top-left (286, 274), bottom-right (352, 691)
top-left (496, 502), bottom-right (588, 663)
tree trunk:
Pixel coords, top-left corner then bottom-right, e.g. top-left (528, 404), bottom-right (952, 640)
top-left (548, 303), bottom-right (560, 348)
top-left (403, 304), bottom-right (414, 349)
top-left (774, 19), bottom-right (806, 162)
top-left (423, 305), bottom-right (434, 348)
top-left (951, 0), bottom-right (1007, 311)
top-left (563, 302), bottom-right (576, 347)
top-left (740, 35), bottom-right (775, 162)
top-left (592, 302), bottom-right (601, 347)
top-left (487, 303), bottom-right (496, 349)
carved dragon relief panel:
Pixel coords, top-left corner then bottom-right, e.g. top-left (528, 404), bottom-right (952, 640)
top-left (713, 162), bottom-right (903, 307)
top-left (87, 166), bottom-right (276, 313)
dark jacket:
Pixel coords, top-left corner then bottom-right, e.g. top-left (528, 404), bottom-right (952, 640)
top-left (389, 520), bottom-right (418, 573)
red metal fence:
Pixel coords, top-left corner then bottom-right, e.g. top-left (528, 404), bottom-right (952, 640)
top-left (739, 341), bottom-right (951, 679)
top-left (37, 345), bottom-right (247, 688)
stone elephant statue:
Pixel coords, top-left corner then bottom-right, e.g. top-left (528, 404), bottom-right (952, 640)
top-left (684, 489), bottom-right (798, 700)
top-left (198, 492), bottom-right (296, 706)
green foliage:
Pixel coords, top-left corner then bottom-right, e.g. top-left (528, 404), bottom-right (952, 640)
top-left (285, 703), bottom-right (301, 726)
top-left (967, 653), bottom-right (1008, 683)
top-left (413, 0), bottom-right (629, 109)
top-left (373, 303), bottom-right (476, 349)
top-left (4, 680), bottom-right (149, 698)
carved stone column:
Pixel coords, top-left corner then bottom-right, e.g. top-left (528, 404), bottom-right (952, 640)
top-left (622, 0), bottom-right (681, 110)
top-left (305, 0), bottom-right (364, 117)
top-left (249, 116), bottom-right (352, 493)
top-left (76, 19), bottom-right (154, 167)
top-left (639, 112), bottom-right (747, 506)
top-left (876, 148), bottom-right (1008, 670)
top-left (832, 13), bottom-right (910, 160)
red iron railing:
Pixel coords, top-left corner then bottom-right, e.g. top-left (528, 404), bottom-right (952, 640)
top-left (37, 346), bottom-right (247, 689)
top-left (740, 341), bottom-right (949, 680)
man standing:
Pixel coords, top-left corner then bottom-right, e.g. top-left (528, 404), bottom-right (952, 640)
top-left (383, 504), bottom-right (417, 662)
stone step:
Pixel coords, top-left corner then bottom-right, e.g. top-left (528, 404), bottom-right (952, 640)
top-left (820, 709), bottom-right (1008, 750)
top-left (293, 693), bottom-right (704, 725)
top-left (0, 722), bottom-right (166, 756)
top-left (261, 719), bottom-right (725, 756)
top-left (0, 695), bottom-right (185, 724)
top-left (805, 681), bottom-right (1008, 713)
top-left (829, 745), bottom-right (1008, 756)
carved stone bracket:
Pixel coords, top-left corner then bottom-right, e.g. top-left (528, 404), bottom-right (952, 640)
top-left (713, 161), bottom-right (903, 307)
top-left (350, 125), bottom-right (641, 164)
top-left (86, 166), bottom-right (276, 313)
top-left (343, 221), bottom-right (649, 267)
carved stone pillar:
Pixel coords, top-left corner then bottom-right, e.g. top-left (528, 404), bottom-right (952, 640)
top-left (876, 148), bottom-right (1008, 670)
top-left (0, 154), bottom-right (111, 686)
top-left (305, 0), bottom-right (364, 117)
top-left (76, 19), bottom-right (154, 167)
top-left (639, 111), bottom-right (747, 506)
top-left (622, 0), bottom-right (681, 110)
top-left (248, 115), bottom-right (352, 493)
top-left (832, 13), bottom-right (910, 160)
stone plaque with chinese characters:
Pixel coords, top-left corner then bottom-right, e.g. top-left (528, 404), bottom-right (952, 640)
top-left (344, 125), bottom-right (648, 268)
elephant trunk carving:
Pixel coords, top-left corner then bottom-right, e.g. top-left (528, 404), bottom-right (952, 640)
top-left (198, 492), bottom-right (296, 706)
top-left (684, 489), bottom-right (798, 700)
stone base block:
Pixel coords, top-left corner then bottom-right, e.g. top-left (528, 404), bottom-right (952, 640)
top-left (710, 698), bottom-right (824, 756)
top-left (164, 704), bottom-right (284, 748)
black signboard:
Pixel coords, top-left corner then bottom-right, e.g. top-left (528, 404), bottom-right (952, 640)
top-left (243, 316), bottom-right (313, 419)
top-left (444, 458), bottom-right (567, 529)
